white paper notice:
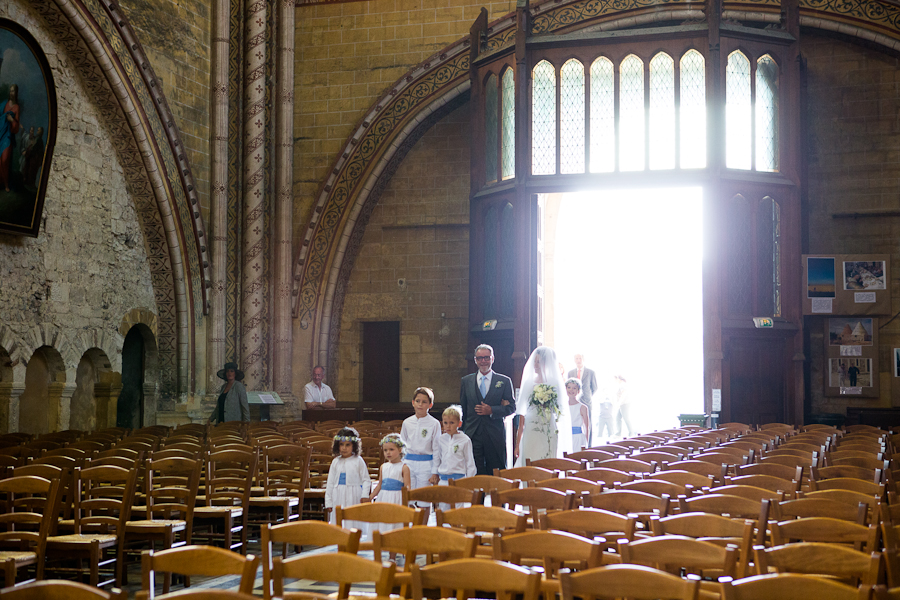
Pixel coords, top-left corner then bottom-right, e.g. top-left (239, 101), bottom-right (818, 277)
top-left (854, 292), bottom-right (876, 303)
top-left (811, 298), bottom-right (833, 313)
top-left (258, 394), bottom-right (277, 404)
top-left (840, 345), bottom-right (862, 357)
top-left (839, 387), bottom-right (862, 395)
top-left (711, 389), bottom-right (722, 412)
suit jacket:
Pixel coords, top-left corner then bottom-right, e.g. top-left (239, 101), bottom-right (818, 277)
top-left (568, 367), bottom-right (598, 402)
top-left (459, 371), bottom-right (516, 447)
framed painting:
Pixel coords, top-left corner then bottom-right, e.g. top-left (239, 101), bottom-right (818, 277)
top-left (0, 19), bottom-right (56, 237)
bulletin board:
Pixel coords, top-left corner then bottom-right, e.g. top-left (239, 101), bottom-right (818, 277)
top-left (802, 254), bottom-right (890, 316)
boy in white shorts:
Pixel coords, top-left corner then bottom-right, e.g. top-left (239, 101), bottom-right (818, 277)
top-left (437, 405), bottom-right (476, 511)
top-left (400, 386), bottom-right (442, 521)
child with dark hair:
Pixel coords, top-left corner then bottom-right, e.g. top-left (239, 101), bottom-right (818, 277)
top-left (400, 387), bottom-right (442, 522)
top-left (325, 427), bottom-right (371, 526)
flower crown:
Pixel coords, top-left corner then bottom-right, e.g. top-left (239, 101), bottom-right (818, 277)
top-left (333, 434), bottom-right (359, 443)
top-left (379, 433), bottom-right (405, 449)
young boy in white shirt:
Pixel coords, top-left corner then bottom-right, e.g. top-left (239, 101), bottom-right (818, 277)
top-left (436, 404), bottom-right (476, 511)
top-left (400, 386), bottom-right (442, 520)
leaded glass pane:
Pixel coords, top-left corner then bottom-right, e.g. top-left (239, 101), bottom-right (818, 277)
top-left (679, 50), bottom-right (706, 169)
top-left (649, 52), bottom-right (675, 170)
top-left (501, 68), bottom-right (516, 180)
top-left (590, 57), bottom-right (615, 173)
top-left (756, 55), bottom-right (779, 172)
top-left (560, 59), bottom-right (585, 174)
top-left (500, 203), bottom-right (515, 317)
top-left (619, 54), bottom-right (645, 172)
top-left (726, 51), bottom-right (751, 170)
top-left (771, 197), bottom-right (781, 317)
top-left (532, 60), bottom-right (556, 175)
top-left (485, 74), bottom-right (499, 183)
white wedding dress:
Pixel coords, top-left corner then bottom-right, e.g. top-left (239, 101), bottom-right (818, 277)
top-left (515, 346), bottom-right (571, 467)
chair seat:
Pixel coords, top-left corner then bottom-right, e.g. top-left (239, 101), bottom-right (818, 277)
top-left (194, 506), bottom-right (243, 517)
top-left (125, 519), bottom-right (187, 532)
top-left (0, 551), bottom-right (36, 564)
top-left (46, 533), bottom-right (118, 547)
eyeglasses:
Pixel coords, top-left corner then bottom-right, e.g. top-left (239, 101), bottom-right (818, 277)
top-left (474, 355), bottom-right (493, 361)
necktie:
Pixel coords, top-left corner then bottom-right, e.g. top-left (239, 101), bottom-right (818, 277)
top-left (578, 368), bottom-right (583, 380)
top-left (480, 375), bottom-right (488, 398)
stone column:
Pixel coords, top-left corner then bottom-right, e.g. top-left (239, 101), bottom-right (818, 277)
top-left (94, 371), bottom-right (123, 429)
top-left (273, 0), bottom-right (295, 405)
top-left (207, 0), bottom-right (232, 393)
top-left (0, 382), bottom-right (24, 434)
top-left (240, 0), bottom-right (268, 390)
top-left (143, 382), bottom-right (158, 426)
top-left (49, 382), bottom-right (76, 432)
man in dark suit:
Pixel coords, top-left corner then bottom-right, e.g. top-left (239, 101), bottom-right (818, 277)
top-left (460, 344), bottom-right (516, 475)
top-left (568, 354), bottom-right (598, 444)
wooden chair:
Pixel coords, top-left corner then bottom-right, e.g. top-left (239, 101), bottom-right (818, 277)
top-left (678, 495), bottom-right (770, 544)
top-left (736, 462), bottom-right (803, 482)
top-left (565, 450), bottom-right (615, 463)
top-left (619, 535), bottom-right (737, 598)
top-left (540, 508), bottom-right (636, 552)
top-left (493, 530), bottom-right (605, 594)
top-left (536, 477), bottom-right (602, 497)
top-left (585, 490), bottom-right (670, 528)
top-left (572, 468), bottom-right (634, 485)
top-left (0, 475), bottom-right (62, 587)
top-left (720, 572), bottom-right (872, 600)
top-left (632, 451), bottom-right (683, 467)
top-left (649, 470), bottom-right (715, 490)
top-left (809, 477), bottom-right (885, 497)
top-left (403, 484), bottom-right (482, 510)
top-left (649, 513), bottom-right (754, 577)
top-left (192, 449), bottom-right (257, 554)
top-left (140, 545), bottom-right (259, 600)
top-left (665, 461), bottom-right (725, 482)
top-left (754, 542), bottom-right (882, 585)
top-left (0, 580), bottom-right (127, 600)
top-left (559, 563), bottom-right (700, 600)
top-left (596, 458), bottom-right (657, 474)
top-left (372, 526), bottom-right (478, 596)
top-left (410, 558), bottom-right (540, 600)
top-left (44, 464), bottom-right (138, 587)
top-left (449, 475), bottom-right (519, 494)
top-left (436, 505), bottom-right (527, 556)
top-left (334, 503), bottom-right (423, 550)
top-left (770, 517), bottom-right (879, 552)
top-left (248, 444), bottom-right (311, 549)
top-left (707, 485), bottom-right (785, 503)
top-left (726, 474), bottom-right (800, 497)
top-left (496, 466), bottom-right (557, 482)
top-left (273, 552), bottom-right (395, 599)
top-left (775, 497), bottom-right (866, 524)
top-left (619, 479), bottom-right (688, 498)
top-left (526, 457), bottom-right (582, 472)
top-left (491, 487), bottom-right (575, 516)
top-left (812, 465), bottom-right (883, 484)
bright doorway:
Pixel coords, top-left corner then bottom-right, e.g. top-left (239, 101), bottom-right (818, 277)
top-left (544, 187), bottom-right (705, 434)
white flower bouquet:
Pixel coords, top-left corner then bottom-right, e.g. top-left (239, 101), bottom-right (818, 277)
top-left (529, 383), bottom-right (560, 422)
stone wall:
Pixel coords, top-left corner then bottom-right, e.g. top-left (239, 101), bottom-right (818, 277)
top-left (0, 2), bottom-right (157, 430)
top-left (803, 32), bottom-right (900, 413)
top-left (336, 104), bottom-right (471, 404)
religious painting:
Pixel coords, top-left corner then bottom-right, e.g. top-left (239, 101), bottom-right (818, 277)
top-left (843, 260), bottom-right (886, 291)
top-left (827, 318), bottom-right (873, 346)
top-left (0, 19), bottom-right (56, 237)
top-left (828, 358), bottom-right (872, 388)
top-left (806, 257), bottom-right (835, 298)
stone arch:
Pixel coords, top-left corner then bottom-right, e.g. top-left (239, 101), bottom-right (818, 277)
top-left (292, 0), bottom-right (900, 377)
top-left (117, 323), bottom-right (160, 429)
top-left (19, 345), bottom-right (66, 435)
top-left (71, 348), bottom-right (115, 432)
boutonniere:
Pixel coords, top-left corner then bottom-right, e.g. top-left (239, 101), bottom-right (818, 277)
top-left (494, 381), bottom-right (503, 389)
top-left (453, 444), bottom-right (459, 453)
top-left (421, 428), bottom-right (427, 438)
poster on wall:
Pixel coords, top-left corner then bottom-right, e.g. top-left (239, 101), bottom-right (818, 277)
top-left (0, 19), bottom-right (57, 237)
top-left (843, 261), bottom-right (886, 291)
top-left (823, 317), bottom-right (879, 398)
top-left (807, 257), bottom-right (836, 298)
top-left (803, 254), bottom-right (891, 315)
top-left (828, 318), bottom-right (873, 346)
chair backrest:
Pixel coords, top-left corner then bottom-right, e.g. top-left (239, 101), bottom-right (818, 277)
top-left (571, 468), bottom-right (634, 485)
top-left (586, 490), bottom-right (670, 519)
top-left (812, 465), bottom-right (883, 483)
top-left (141, 545), bottom-right (259, 599)
top-left (373, 525), bottom-right (478, 565)
top-left (206, 449), bottom-right (258, 507)
top-left (74, 464), bottom-right (138, 537)
top-left (496, 466), bottom-right (557, 482)
top-left (449, 475), bottom-right (518, 493)
top-left (726, 474), bottom-right (800, 496)
top-left (493, 530), bottom-right (603, 577)
top-left (526, 457), bottom-right (583, 472)
top-left (776, 497), bottom-right (866, 524)
top-left (595, 458), bottom-right (657, 474)
top-left (536, 477), bottom-right (602, 496)
top-left (261, 444), bottom-right (311, 498)
top-left (618, 535), bottom-right (737, 579)
top-left (808, 477), bottom-right (885, 497)
top-left (559, 563), bottom-right (700, 600)
top-left (565, 450), bottom-right (615, 463)
top-left (736, 462), bottom-right (804, 482)
top-left (754, 542), bottom-right (882, 585)
top-left (649, 512), bottom-right (754, 577)
top-left (0, 580), bottom-right (127, 600)
top-left (410, 558), bottom-right (541, 600)
top-left (770, 517), bottom-right (879, 552)
top-left (648, 470), bottom-right (715, 489)
top-left (436, 505), bottom-right (527, 535)
top-left (665, 461), bottom-right (724, 480)
top-left (403, 484), bottom-right (481, 507)
top-left (540, 508), bottom-right (636, 544)
top-left (273, 552), bottom-right (395, 599)
top-left (335, 502), bottom-right (424, 529)
top-left (492, 487), bottom-right (575, 512)
top-left (720, 572), bottom-right (871, 600)
top-left (707, 485), bottom-right (785, 503)
top-left (0, 475), bottom-right (62, 560)
top-left (619, 479), bottom-right (687, 497)
top-left (144, 456), bottom-right (201, 522)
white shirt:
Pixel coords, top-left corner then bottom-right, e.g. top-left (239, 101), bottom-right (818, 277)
top-left (477, 371), bottom-right (493, 397)
top-left (438, 431), bottom-right (476, 477)
top-left (400, 414), bottom-right (442, 475)
top-left (304, 381), bottom-right (335, 403)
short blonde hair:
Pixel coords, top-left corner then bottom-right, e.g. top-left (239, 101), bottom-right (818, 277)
top-left (442, 405), bottom-right (462, 421)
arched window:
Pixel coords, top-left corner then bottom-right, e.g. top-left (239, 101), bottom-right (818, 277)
top-left (756, 55), bottom-right (779, 172)
top-left (589, 57), bottom-right (615, 173)
top-left (649, 52), bottom-right (675, 170)
top-left (560, 59), bottom-right (585, 174)
top-left (726, 51), bottom-right (752, 170)
top-left (485, 73), bottom-right (499, 183)
top-left (619, 54), bottom-right (645, 171)
top-left (532, 60), bottom-right (557, 175)
top-left (501, 68), bottom-right (516, 179)
top-left (680, 50), bottom-right (706, 169)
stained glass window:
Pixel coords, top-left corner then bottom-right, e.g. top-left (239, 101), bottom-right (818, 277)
top-left (532, 60), bottom-right (557, 175)
top-left (560, 59), bottom-right (585, 174)
top-left (501, 68), bottom-right (516, 180)
top-left (756, 55), bottom-right (779, 172)
top-left (680, 50), bottom-right (706, 169)
top-left (619, 55), bottom-right (645, 171)
top-left (590, 57), bottom-right (615, 173)
top-left (726, 51), bottom-right (751, 170)
top-left (649, 52), bottom-right (675, 170)
top-left (484, 73), bottom-right (499, 183)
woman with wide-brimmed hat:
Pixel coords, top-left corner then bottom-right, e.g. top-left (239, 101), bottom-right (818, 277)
top-left (210, 361), bottom-right (250, 423)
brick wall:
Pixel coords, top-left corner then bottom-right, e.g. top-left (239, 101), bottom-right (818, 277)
top-left (295, 0), bottom-right (516, 232)
top-left (120, 0), bottom-right (211, 215)
top-left (804, 32), bottom-right (900, 412)
top-left (335, 104), bottom-right (471, 404)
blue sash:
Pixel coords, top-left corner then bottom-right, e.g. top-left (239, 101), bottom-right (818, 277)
top-left (439, 473), bottom-right (465, 481)
top-left (572, 426), bottom-right (583, 434)
top-left (405, 453), bottom-right (433, 462)
top-left (381, 478), bottom-right (404, 491)
top-left (338, 473), bottom-right (347, 485)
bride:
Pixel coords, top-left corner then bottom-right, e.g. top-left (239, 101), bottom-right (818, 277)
top-left (513, 346), bottom-right (572, 466)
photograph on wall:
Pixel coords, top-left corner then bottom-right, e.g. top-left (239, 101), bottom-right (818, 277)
top-left (0, 19), bottom-right (57, 237)
top-left (828, 358), bottom-right (872, 388)
top-left (807, 257), bottom-right (836, 298)
top-left (843, 260), bottom-right (886, 291)
top-left (828, 317), bottom-right (874, 346)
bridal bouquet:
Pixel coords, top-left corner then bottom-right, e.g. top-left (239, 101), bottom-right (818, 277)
top-left (529, 383), bottom-right (560, 422)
